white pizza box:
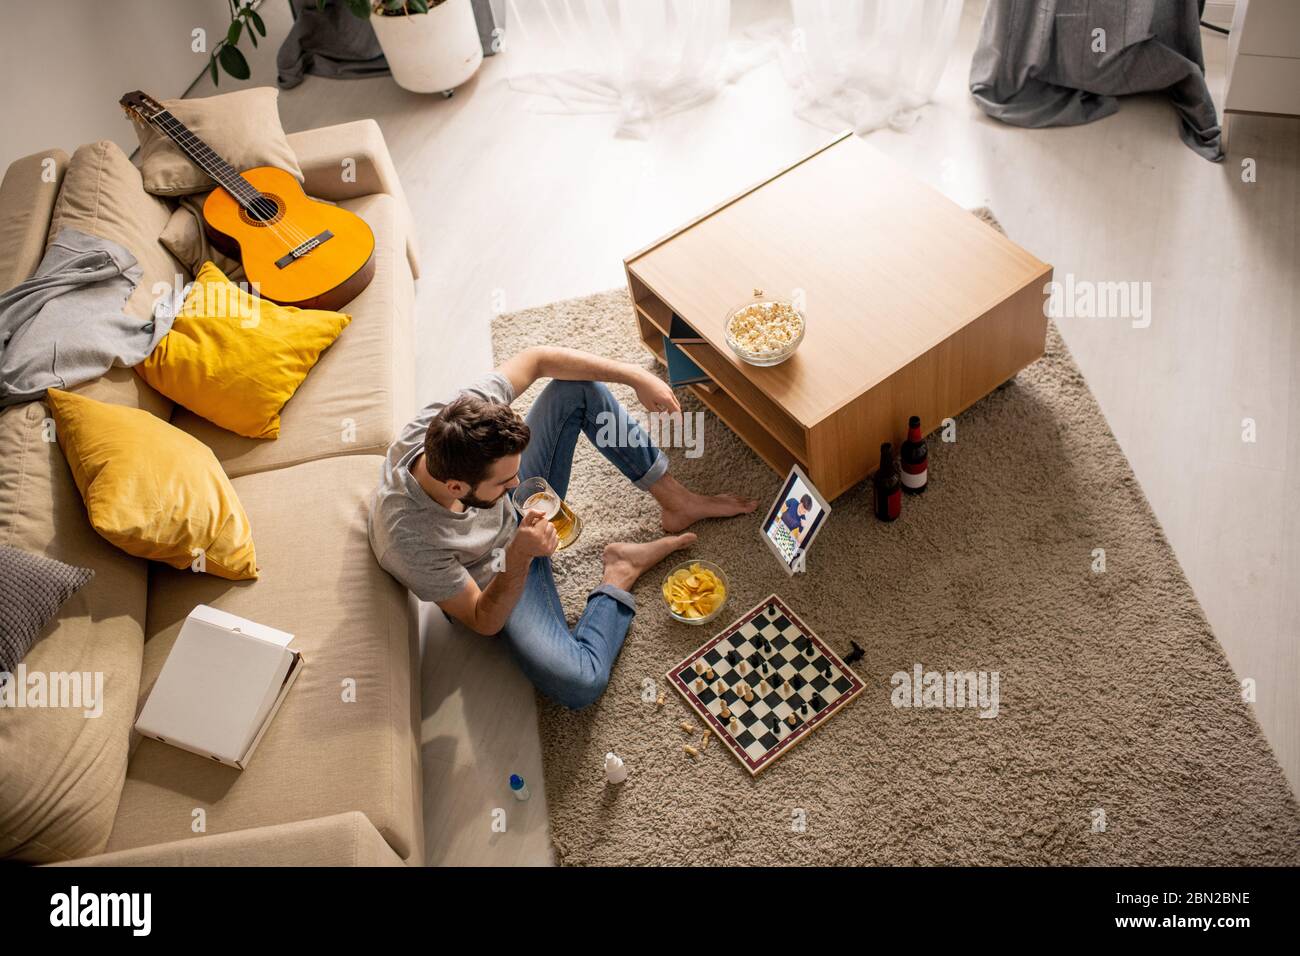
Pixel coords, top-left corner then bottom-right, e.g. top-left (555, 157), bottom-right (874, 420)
top-left (134, 604), bottom-right (303, 770)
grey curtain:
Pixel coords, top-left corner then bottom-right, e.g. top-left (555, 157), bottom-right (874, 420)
top-left (969, 0), bottom-right (1223, 161)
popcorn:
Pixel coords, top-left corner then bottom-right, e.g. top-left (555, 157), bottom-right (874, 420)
top-left (726, 300), bottom-right (804, 357)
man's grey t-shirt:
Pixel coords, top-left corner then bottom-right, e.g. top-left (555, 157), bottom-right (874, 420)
top-left (368, 372), bottom-right (518, 603)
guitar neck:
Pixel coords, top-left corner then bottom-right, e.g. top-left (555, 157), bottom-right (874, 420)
top-left (148, 110), bottom-right (261, 208)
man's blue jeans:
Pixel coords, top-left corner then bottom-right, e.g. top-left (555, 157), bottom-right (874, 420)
top-left (502, 380), bottom-right (667, 709)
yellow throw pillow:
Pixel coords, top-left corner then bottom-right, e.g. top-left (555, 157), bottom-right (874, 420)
top-left (138, 261), bottom-right (352, 439)
top-left (46, 388), bottom-right (258, 581)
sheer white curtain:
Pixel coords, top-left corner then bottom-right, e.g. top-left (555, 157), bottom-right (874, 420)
top-left (779, 0), bottom-right (963, 133)
top-left (503, 0), bottom-right (961, 138)
top-left (505, 0), bottom-right (772, 138)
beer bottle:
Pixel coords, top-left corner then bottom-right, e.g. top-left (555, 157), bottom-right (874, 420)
top-left (900, 415), bottom-right (928, 494)
top-left (873, 442), bottom-right (902, 521)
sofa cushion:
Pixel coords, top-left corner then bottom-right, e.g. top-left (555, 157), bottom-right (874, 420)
top-left (0, 401), bottom-right (145, 863)
top-left (48, 140), bottom-right (185, 326)
top-left (45, 140), bottom-right (182, 418)
top-left (159, 197), bottom-right (243, 279)
top-left (172, 192), bottom-right (414, 477)
top-left (46, 389), bottom-right (259, 580)
top-left (0, 149), bottom-right (67, 293)
top-left (139, 261), bottom-right (352, 439)
top-left (107, 454), bottom-right (419, 861)
top-left (0, 545), bottom-right (94, 672)
top-left (134, 88), bottom-right (304, 197)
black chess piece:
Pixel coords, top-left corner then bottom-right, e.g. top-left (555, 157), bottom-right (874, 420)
top-left (800, 702), bottom-right (808, 716)
top-left (727, 650), bottom-right (738, 665)
top-left (843, 641), bottom-right (865, 665)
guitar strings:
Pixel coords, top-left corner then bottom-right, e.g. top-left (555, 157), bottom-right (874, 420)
top-left (152, 113), bottom-right (315, 251)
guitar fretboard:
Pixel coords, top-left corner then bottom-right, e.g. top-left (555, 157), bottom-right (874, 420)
top-left (148, 110), bottom-right (264, 210)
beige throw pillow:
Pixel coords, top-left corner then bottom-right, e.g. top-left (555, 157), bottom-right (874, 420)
top-left (134, 87), bottom-right (304, 197)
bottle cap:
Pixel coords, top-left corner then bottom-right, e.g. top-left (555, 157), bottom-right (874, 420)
top-left (509, 774), bottom-right (524, 790)
top-left (908, 415), bottom-right (920, 428)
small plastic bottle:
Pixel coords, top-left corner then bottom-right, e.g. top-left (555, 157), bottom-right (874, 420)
top-left (509, 773), bottom-right (530, 801)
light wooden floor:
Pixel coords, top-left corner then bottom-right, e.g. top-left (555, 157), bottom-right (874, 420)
top-left (214, 1), bottom-right (1298, 864)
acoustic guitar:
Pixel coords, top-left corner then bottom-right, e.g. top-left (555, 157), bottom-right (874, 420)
top-left (120, 90), bottom-right (374, 311)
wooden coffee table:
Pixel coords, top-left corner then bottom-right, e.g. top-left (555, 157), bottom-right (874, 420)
top-left (624, 131), bottom-right (1053, 501)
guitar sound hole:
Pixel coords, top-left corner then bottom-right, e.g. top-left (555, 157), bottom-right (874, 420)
top-left (239, 193), bottom-right (285, 227)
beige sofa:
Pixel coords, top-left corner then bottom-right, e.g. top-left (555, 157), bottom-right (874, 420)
top-left (0, 119), bottom-right (423, 866)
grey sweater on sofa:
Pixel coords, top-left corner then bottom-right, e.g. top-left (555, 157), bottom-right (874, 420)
top-left (0, 227), bottom-right (171, 406)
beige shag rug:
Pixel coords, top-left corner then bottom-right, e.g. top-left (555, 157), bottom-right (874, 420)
top-left (491, 216), bottom-right (1300, 866)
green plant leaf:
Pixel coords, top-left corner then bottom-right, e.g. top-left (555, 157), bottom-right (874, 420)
top-left (210, 55), bottom-right (220, 86)
top-left (344, 0), bottom-right (371, 18)
top-left (408, 0), bottom-right (430, 13)
top-left (218, 43), bottom-right (251, 80)
top-left (226, 19), bottom-right (242, 46)
top-left (249, 8), bottom-right (267, 36)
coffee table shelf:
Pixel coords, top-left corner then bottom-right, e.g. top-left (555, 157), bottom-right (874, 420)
top-left (625, 131), bottom-right (1052, 501)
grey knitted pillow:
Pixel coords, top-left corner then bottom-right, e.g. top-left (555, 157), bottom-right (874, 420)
top-left (0, 546), bottom-right (94, 673)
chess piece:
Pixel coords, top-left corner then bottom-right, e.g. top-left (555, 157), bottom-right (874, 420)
top-left (605, 752), bottom-right (627, 784)
top-left (694, 660), bottom-right (704, 674)
top-left (900, 415), bottom-right (928, 494)
top-left (843, 641), bottom-right (865, 665)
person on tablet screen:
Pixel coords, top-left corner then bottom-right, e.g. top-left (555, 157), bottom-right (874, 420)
top-left (781, 493), bottom-right (814, 541)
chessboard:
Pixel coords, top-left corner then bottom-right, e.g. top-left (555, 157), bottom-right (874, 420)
top-left (666, 595), bottom-right (864, 775)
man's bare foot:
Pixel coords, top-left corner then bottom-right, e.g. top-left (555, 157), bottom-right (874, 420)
top-left (602, 533), bottom-right (697, 592)
top-left (651, 475), bottom-right (759, 534)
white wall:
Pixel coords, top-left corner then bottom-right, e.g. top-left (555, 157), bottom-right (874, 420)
top-left (0, 0), bottom-right (286, 170)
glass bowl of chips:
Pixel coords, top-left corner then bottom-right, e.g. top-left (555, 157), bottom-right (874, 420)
top-left (661, 560), bottom-right (729, 625)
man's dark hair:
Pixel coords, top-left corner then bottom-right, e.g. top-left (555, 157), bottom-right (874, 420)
top-left (800, 494), bottom-right (813, 509)
top-left (424, 395), bottom-right (530, 486)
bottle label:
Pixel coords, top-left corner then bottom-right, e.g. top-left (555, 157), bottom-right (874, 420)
top-left (901, 464), bottom-right (927, 489)
top-left (886, 488), bottom-right (901, 519)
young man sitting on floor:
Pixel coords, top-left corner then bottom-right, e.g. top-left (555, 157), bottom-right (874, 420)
top-left (369, 346), bottom-right (757, 709)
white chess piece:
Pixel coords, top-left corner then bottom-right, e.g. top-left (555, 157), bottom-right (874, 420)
top-left (605, 752), bottom-right (627, 784)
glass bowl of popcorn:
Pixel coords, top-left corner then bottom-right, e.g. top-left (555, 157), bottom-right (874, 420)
top-left (724, 291), bottom-right (806, 367)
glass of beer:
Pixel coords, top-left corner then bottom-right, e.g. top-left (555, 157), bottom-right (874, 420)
top-left (511, 476), bottom-right (583, 551)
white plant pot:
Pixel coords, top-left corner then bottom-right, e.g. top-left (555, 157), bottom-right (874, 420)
top-left (370, 0), bottom-right (483, 94)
